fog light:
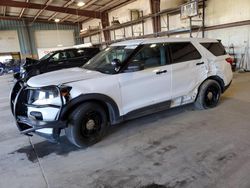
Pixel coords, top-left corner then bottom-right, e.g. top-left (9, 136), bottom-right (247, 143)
top-left (30, 111), bottom-right (43, 120)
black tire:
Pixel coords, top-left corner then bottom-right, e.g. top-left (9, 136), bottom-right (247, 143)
top-left (195, 79), bottom-right (222, 110)
top-left (65, 102), bottom-right (108, 148)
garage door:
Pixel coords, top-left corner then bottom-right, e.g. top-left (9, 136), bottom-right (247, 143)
top-left (35, 30), bottom-right (75, 48)
top-left (0, 30), bottom-right (20, 53)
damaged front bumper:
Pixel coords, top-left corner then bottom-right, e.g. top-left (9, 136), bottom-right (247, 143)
top-left (11, 81), bottom-right (66, 142)
top-left (16, 116), bottom-right (66, 142)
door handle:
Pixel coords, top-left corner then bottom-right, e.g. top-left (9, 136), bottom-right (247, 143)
top-left (58, 62), bottom-right (64, 65)
top-left (156, 70), bottom-right (167, 75)
top-left (196, 62), bottom-right (204, 66)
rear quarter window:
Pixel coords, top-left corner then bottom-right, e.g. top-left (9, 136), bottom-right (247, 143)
top-left (200, 42), bottom-right (226, 56)
top-left (169, 42), bottom-right (202, 64)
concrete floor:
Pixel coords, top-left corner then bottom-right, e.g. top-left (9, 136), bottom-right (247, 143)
top-left (1, 73), bottom-right (250, 188)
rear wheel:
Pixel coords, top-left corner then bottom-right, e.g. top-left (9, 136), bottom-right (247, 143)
top-left (195, 79), bottom-right (222, 110)
top-left (65, 102), bottom-right (108, 148)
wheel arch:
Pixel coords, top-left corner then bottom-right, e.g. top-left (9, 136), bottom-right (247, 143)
top-left (199, 75), bottom-right (225, 94)
top-left (59, 94), bottom-right (121, 125)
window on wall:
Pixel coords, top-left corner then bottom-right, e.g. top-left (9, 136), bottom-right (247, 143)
top-left (169, 42), bottom-right (201, 64)
top-left (200, 42), bottom-right (226, 56)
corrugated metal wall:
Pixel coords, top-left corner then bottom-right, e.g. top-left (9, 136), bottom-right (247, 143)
top-left (0, 19), bottom-right (82, 58)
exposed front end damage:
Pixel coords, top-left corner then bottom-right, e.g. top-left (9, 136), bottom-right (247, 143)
top-left (11, 81), bottom-right (67, 142)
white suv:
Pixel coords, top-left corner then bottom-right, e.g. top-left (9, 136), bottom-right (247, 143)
top-left (11, 38), bottom-right (233, 147)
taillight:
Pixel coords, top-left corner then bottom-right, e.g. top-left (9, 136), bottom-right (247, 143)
top-left (226, 57), bottom-right (234, 64)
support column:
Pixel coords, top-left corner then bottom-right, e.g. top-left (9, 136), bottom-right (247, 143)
top-left (101, 11), bottom-right (111, 43)
top-left (150, 0), bottom-right (161, 36)
top-left (202, 0), bottom-right (205, 38)
top-left (17, 21), bottom-right (33, 58)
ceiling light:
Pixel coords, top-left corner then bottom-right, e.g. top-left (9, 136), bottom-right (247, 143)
top-left (55, 18), bottom-right (60, 23)
top-left (77, 1), bottom-right (85, 7)
top-left (57, 44), bottom-right (63, 47)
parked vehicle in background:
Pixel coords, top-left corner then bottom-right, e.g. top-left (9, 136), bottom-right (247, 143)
top-left (15, 47), bottom-right (100, 80)
top-left (0, 59), bottom-right (21, 76)
top-left (5, 59), bottom-right (21, 73)
top-left (0, 62), bottom-right (5, 75)
top-left (11, 38), bottom-right (233, 148)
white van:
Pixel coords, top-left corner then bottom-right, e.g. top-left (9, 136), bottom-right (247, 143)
top-left (11, 37), bottom-right (233, 147)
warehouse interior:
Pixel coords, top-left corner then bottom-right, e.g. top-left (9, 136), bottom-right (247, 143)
top-left (1, 0), bottom-right (250, 188)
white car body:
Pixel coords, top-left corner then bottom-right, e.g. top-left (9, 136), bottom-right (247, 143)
top-left (12, 37), bottom-right (233, 142)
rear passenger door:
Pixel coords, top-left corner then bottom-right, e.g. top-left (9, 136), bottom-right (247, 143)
top-left (169, 42), bottom-right (204, 98)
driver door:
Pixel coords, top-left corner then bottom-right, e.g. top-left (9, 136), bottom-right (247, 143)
top-left (119, 43), bottom-right (172, 115)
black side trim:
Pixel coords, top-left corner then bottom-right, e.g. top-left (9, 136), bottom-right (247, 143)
top-left (123, 100), bottom-right (171, 121)
top-left (26, 104), bottom-right (61, 108)
top-left (59, 94), bottom-right (121, 125)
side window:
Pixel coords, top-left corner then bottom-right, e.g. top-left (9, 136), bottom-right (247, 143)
top-left (130, 43), bottom-right (166, 69)
top-left (75, 48), bottom-right (100, 58)
top-left (66, 50), bottom-right (76, 59)
top-left (169, 42), bottom-right (201, 64)
top-left (83, 48), bottom-right (97, 57)
top-left (75, 49), bottom-right (86, 57)
top-left (200, 42), bottom-right (226, 56)
top-left (51, 52), bottom-right (60, 61)
top-left (108, 48), bottom-right (131, 63)
top-left (50, 52), bottom-right (67, 62)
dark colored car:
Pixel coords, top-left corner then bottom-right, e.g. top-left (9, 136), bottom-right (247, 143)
top-left (16, 47), bottom-right (100, 80)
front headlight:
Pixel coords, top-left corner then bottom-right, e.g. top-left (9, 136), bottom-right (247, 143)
top-left (27, 86), bottom-right (62, 106)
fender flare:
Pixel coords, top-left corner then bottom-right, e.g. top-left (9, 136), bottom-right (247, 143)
top-left (196, 76), bottom-right (225, 100)
top-left (206, 76), bottom-right (225, 92)
top-left (59, 93), bottom-right (121, 125)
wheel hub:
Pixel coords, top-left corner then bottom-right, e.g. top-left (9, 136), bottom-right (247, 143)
top-left (207, 91), bottom-right (213, 100)
top-left (86, 119), bottom-right (95, 130)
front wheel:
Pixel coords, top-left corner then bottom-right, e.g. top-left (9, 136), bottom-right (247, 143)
top-left (195, 80), bottom-right (222, 110)
top-left (65, 102), bottom-right (108, 148)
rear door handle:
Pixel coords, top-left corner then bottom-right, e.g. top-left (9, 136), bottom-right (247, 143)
top-left (196, 62), bottom-right (204, 66)
top-left (156, 70), bottom-right (167, 75)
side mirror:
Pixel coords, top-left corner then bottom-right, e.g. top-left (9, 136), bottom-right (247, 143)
top-left (111, 58), bottom-right (121, 67)
top-left (124, 60), bottom-right (144, 73)
top-left (111, 58), bottom-right (122, 72)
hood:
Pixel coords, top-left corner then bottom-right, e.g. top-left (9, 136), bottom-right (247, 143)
top-left (23, 58), bottom-right (40, 68)
top-left (27, 67), bottom-right (106, 87)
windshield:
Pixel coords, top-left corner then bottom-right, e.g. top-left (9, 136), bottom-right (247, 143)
top-left (40, 52), bottom-right (54, 61)
top-left (83, 45), bottom-right (137, 74)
